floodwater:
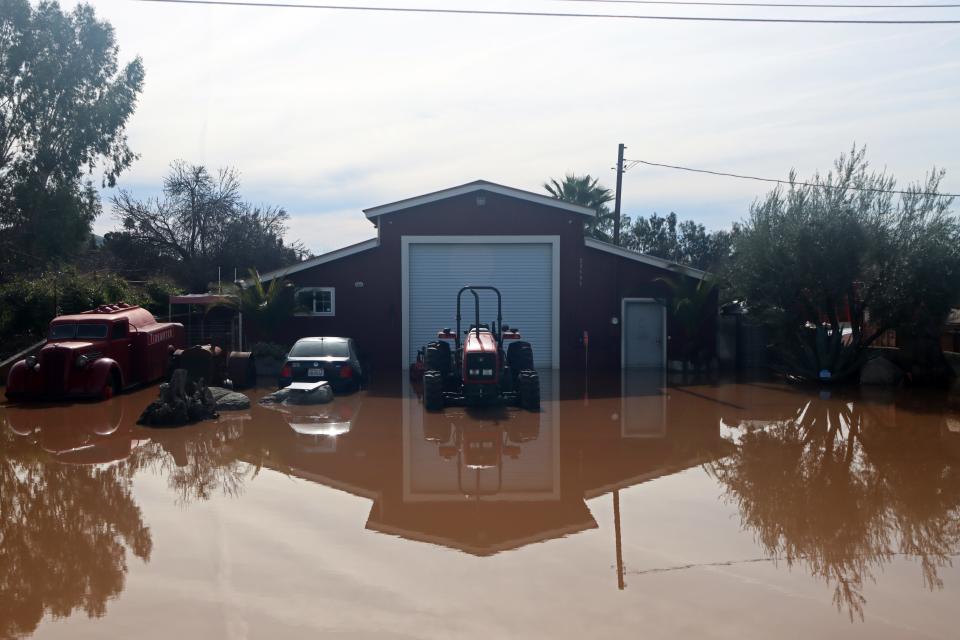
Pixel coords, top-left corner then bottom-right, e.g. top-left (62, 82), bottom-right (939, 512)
top-left (2, 372), bottom-right (960, 639)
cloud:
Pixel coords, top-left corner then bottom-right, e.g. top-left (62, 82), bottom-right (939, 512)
top-left (84, 0), bottom-right (959, 253)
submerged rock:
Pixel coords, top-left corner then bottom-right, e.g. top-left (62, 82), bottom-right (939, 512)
top-left (208, 386), bottom-right (251, 411)
top-left (258, 382), bottom-right (333, 406)
top-left (138, 369), bottom-right (218, 427)
top-left (285, 383), bottom-right (333, 405)
top-left (258, 388), bottom-right (291, 405)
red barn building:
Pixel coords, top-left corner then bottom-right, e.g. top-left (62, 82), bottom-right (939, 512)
top-left (259, 180), bottom-right (713, 371)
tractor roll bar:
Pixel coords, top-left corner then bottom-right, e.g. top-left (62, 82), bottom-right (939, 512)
top-left (456, 286), bottom-right (502, 346)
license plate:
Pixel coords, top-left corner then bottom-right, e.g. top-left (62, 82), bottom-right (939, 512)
top-left (308, 368), bottom-right (324, 377)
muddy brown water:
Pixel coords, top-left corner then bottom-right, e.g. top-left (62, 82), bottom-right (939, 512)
top-left (2, 372), bottom-right (960, 639)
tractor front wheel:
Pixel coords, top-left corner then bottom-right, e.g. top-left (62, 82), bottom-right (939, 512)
top-left (518, 369), bottom-right (540, 411)
top-left (423, 370), bottom-right (444, 411)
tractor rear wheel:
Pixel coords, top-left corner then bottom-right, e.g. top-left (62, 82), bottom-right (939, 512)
top-left (518, 369), bottom-right (540, 411)
top-left (423, 369), bottom-right (444, 411)
top-left (508, 341), bottom-right (534, 372)
top-left (425, 341), bottom-right (451, 376)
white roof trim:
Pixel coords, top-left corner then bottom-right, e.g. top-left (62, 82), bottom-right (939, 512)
top-left (584, 237), bottom-right (710, 281)
top-left (363, 180), bottom-right (596, 219)
top-left (257, 238), bottom-right (379, 283)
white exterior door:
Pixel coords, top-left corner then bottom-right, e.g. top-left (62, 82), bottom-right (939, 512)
top-left (406, 241), bottom-right (554, 368)
top-left (622, 299), bottom-right (665, 369)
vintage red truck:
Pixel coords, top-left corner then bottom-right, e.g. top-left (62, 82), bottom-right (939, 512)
top-left (5, 303), bottom-right (185, 401)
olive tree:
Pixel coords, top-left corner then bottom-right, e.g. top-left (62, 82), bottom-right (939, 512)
top-left (728, 146), bottom-right (960, 382)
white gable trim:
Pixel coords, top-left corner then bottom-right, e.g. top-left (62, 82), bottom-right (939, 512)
top-left (257, 238), bottom-right (379, 283)
top-left (584, 237), bottom-right (709, 281)
top-left (364, 180), bottom-right (596, 219)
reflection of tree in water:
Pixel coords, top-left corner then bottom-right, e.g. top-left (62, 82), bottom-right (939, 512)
top-left (708, 399), bottom-right (960, 621)
top-left (145, 420), bottom-right (252, 505)
top-left (0, 426), bottom-right (151, 639)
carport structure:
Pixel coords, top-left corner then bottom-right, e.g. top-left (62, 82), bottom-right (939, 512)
top-left (167, 293), bottom-right (243, 350)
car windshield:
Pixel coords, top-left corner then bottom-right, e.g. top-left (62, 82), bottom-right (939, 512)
top-left (50, 323), bottom-right (109, 340)
top-left (289, 339), bottom-right (350, 358)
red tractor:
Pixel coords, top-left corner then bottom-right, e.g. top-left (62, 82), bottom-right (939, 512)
top-left (421, 286), bottom-right (540, 412)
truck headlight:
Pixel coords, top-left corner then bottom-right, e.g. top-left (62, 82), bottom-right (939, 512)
top-left (75, 354), bottom-right (90, 368)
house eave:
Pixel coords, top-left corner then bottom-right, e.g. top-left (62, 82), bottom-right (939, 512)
top-left (256, 238), bottom-right (380, 283)
top-left (363, 180), bottom-right (596, 219)
top-left (584, 237), bottom-right (710, 281)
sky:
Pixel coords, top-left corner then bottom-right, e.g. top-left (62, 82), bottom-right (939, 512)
top-left (75, 0), bottom-right (960, 255)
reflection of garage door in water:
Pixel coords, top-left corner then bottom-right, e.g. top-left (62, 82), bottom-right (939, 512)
top-left (407, 242), bottom-right (554, 368)
top-left (622, 299), bottom-right (665, 369)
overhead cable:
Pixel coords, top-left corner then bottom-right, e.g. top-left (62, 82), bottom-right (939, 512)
top-left (129, 0), bottom-right (960, 24)
top-left (624, 158), bottom-right (959, 197)
top-left (543, 0), bottom-right (960, 10)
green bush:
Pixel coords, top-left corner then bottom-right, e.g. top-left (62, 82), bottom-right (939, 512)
top-left (250, 341), bottom-right (288, 360)
top-left (0, 268), bottom-right (156, 360)
top-left (142, 277), bottom-right (183, 316)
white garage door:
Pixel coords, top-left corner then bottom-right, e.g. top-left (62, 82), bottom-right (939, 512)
top-left (407, 242), bottom-right (553, 368)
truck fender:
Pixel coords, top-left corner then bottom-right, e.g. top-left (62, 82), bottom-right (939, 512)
top-left (5, 359), bottom-right (30, 395)
top-left (88, 358), bottom-right (123, 395)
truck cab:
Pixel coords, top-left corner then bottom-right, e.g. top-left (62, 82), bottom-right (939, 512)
top-left (5, 303), bottom-right (184, 402)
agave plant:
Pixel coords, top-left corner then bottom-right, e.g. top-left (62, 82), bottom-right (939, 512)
top-left (778, 323), bottom-right (868, 384)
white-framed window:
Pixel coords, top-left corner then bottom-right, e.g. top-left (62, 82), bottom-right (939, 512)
top-left (296, 287), bottom-right (335, 316)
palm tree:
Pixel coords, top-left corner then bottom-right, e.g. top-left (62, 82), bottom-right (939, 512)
top-left (543, 174), bottom-right (616, 242)
top-left (217, 269), bottom-right (296, 344)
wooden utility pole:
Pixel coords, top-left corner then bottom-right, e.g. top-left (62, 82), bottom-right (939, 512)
top-left (613, 143), bottom-right (625, 246)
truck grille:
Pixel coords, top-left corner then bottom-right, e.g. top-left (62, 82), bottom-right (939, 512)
top-left (40, 348), bottom-right (69, 395)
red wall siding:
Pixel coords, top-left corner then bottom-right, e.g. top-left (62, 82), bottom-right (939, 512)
top-left (282, 247), bottom-right (398, 370)
top-left (578, 248), bottom-right (716, 370)
top-left (271, 189), bottom-right (716, 372)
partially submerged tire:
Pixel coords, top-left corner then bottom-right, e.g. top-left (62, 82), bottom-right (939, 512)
top-left (518, 369), bottom-right (540, 412)
top-left (425, 341), bottom-right (451, 376)
top-left (101, 370), bottom-right (120, 401)
top-left (423, 369), bottom-right (444, 412)
top-left (507, 341), bottom-right (534, 372)
top-left (508, 341), bottom-right (534, 386)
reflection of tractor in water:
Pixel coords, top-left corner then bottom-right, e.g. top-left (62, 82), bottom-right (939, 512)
top-left (423, 408), bottom-right (540, 496)
top-left (421, 286), bottom-right (539, 412)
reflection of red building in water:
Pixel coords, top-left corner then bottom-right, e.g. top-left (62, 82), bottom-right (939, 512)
top-left (252, 372), bottom-right (734, 561)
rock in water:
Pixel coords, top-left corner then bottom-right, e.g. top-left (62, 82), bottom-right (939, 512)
top-left (138, 369), bottom-right (218, 427)
top-left (208, 386), bottom-right (251, 411)
top-left (285, 381), bottom-right (334, 405)
top-left (258, 387), bottom-right (291, 405)
top-left (259, 382), bottom-right (333, 406)
top-left (860, 357), bottom-right (904, 386)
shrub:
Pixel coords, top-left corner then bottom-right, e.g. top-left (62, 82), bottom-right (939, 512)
top-left (0, 268), bottom-right (150, 360)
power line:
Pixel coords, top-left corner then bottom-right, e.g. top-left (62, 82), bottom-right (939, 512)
top-left (624, 158), bottom-right (960, 197)
top-left (130, 0), bottom-right (960, 24)
top-left (545, 0), bottom-right (960, 9)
